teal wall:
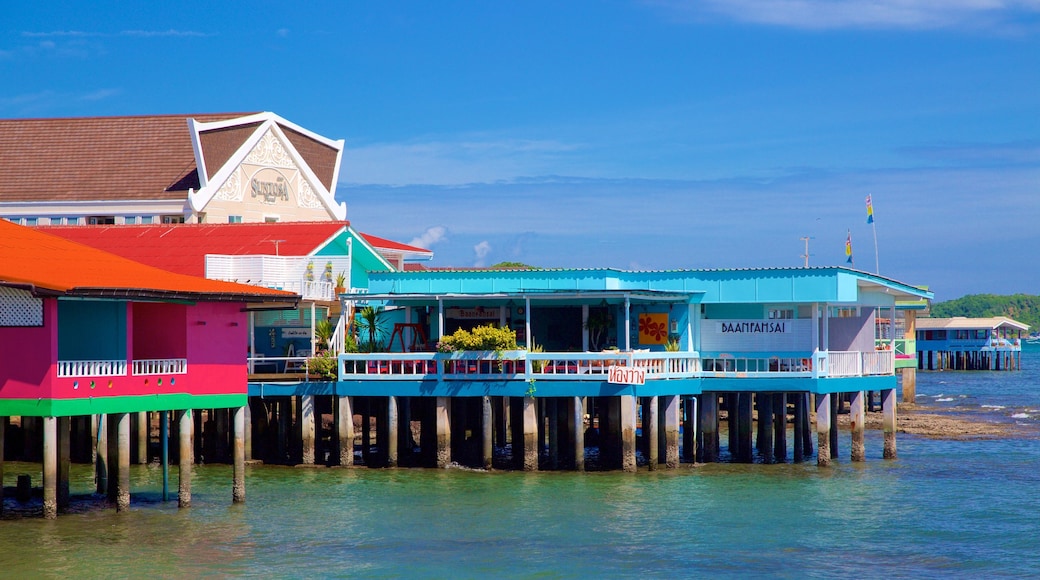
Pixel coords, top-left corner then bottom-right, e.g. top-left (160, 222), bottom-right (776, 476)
top-left (58, 300), bottom-right (127, 360)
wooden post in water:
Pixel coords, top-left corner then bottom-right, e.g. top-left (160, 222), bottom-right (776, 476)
top-left (682, 396), bottom-right (695, 463)
top-left (793, 393), bottom-right (805, 462)
top-left (482, 396), bottom-right (494, 470)
top-left (233, 405), bottom-right (245, 503)
top-left (701, 393), bottom-right (718, 463)
top-left (521, 396), bottom-right (538, 471)
top-left (620, 395), bottom-right (637, 473)
top-left (850, 391), bottom-right (865, 462)
top-left (178, 409), bottom-right (193, 508)
top-left (882, 388), bottom-right (897, 459)
top-left (572, 397), bottom-right (585, 471)
top-left (137, 411), bottom-right (148, 464)
top-left (737, 393), bottom-right (753, 463)
top-left (113, 412), bottom-right (130, 512)
top-left (335, 395), bottom-right (354, 467)
top-left (387, 396), bottom-right (399, 468)
top-left (43, 416), bottom-right (57, 519)
top-left (816, 393), bottom-right (831, 467)
top-left (243, 402), bottom-right (252, 462)
top-left (759, 393), bottom-right (774, 463)
top-left (95, 414), bottom-right (108, 495)
top-left (661, 395), bottom-right (680, 468)
top-left (774, 393), bottom-right (787, 463)
top-left (300, 395), bottom-right (315, 465)
top-left (829, 394), bottom-right (839, 459)
top-left (58, 416), bottom-right (70, 512)
top-left (645, 396), bottom-right (659, 471)
top-left (548, 398), bottom-right (560, 470)
top-left (436, 397), bottom-right (452, 468)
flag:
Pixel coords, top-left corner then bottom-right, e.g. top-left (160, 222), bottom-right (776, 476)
top-left (845, 230), bottom-right (853, 264)
top-left (866, 195), bottom-right (874, 224)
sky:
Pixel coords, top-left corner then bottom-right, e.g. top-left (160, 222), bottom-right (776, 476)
top-left (3, 1), bottom-right (1040, 301)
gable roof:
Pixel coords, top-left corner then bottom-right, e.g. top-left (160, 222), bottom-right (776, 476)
top-left (0, 220), bottom-right (296, 303)
top-left (0, 113), bottom-right (253, 203)
top-left (359, 232), bottom-right (434, 260)
top-left (917, 317), bottom-right (1030, 332)
top-left (40, 221), bottom-right (354, 277)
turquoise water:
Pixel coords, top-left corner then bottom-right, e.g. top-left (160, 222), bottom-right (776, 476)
top-left (2, 350), bottom-right (1039, 578)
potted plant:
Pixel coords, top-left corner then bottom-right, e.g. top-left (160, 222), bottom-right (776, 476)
top-left (334, 271), bottom-right (347, 295)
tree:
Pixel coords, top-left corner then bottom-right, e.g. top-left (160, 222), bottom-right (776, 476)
top-left (355, 306), bottom-right (388, 352)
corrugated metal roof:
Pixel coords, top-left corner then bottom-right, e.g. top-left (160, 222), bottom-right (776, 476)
top-left (916, 317), bottom-right (1030, 331)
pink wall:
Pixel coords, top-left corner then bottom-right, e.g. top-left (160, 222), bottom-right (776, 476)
top-left (133, 302), bottom-right (187, 359)
top-left (0, 298), bottom-right (57, 400)
top-left (185, 302), bottom-right (249, 395)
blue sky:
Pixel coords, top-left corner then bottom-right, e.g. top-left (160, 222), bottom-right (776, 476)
top-left (4, 1), bottom-right (1040, 301)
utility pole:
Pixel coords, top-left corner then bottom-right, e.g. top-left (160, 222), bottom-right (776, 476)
top-left (800, 236), bottom-right (814, 267)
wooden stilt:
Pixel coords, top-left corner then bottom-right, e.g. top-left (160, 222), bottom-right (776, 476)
top-left (773, 393), bottom-right (787, 463)
top-left (620, 395), bottom-right (637, 473)
top-left (816, 393), bottom-right (831, 467)
top-left (793, 393), bottom-right (805, 462)
top-left (178, 409), bottom-right (193, 508)
top-left (43, 417), bottom-right (57, 519)
top-left (232, 406), bottom-right (245, 503)
top-left (850, 391), bottom-right (865, 462)
top-left (759, 393), bottom-right (773, 463)
top-left (572, 396), bottom-right (585, 471)
top-left (883, 388), bottom-right (897, 459)
top-left (645, 396), bottom-right (659, 471)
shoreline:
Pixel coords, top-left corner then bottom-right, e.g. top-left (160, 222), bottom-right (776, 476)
top-left (839, 402), bottom-right (1037, 440)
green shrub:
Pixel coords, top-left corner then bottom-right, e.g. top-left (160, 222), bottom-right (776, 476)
top-left (307, 350), bottom-right (338, 381)
top-left (437, 324), bottom-right (519, 352)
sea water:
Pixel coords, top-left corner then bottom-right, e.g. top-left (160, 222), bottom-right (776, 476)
top-left (1, 349), bottom-right (1039, 578)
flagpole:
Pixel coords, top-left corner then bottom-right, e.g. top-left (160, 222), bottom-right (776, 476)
top-left (871, 219), bottom-right (879, 274)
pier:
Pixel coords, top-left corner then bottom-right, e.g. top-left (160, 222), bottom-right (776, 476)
top-left (916, 317), bottom-right (1027, 371)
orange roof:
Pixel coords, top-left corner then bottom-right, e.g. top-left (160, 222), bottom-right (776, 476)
top-left (0, 113), bottom-right (254, 203)
top-left (42, 221), bottom-right (352, 276)
top-left (0, 220), bottom-right (296, 302)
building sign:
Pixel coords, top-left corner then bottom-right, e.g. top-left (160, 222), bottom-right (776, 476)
top-left (717, 321), bottom-right (787, 334)
top-left (281, 327), bottom-right (311, 339)
top-left (249, 168), bottom-right (293, 204)
top-left (447, 307), bottom-right (501, 320)
top-left (608, 365), bottom-right (645, 385)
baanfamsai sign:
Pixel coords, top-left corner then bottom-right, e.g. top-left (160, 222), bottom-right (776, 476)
top-left (608, 365), bottom-right (645, 385)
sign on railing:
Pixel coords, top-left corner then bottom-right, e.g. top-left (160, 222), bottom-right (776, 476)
top-left (608, 365), bottom-right (645, 385)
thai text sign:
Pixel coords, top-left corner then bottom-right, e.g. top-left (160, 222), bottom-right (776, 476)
top-left (608, 365), bottom-right (645, 385)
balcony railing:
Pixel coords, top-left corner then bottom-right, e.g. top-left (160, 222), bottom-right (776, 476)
top-left (332, 350), bottom-right (893, 382)
top-left (132, 358), bottom-right (188, 375)
top-left (56, 358), bottom-right (190, 378)
top-left (57, 359), bottom-right (128, 378)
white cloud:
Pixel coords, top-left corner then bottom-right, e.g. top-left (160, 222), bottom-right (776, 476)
top-left (409, 226), bottom-right (448, 249)
top-left (473, 241), bottom-right (492, 267)
top-left (22, 29), bottom-right (209, 38)
top-left (650, 0), bottom-right (1040, 30)
top-left (343, 136), bottom-right (582, 186)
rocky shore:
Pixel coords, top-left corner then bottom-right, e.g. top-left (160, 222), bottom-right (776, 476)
top-left (838, 402), bottom-right (1036, 440)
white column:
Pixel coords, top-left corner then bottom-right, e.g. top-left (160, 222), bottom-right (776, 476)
top-left (623, 296), bottom-right (631, 351)
top-left (525, 297), bottom-right (532, 350)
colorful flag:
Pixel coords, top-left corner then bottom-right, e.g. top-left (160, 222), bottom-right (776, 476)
top-left (866, 195), bottom-right (874, 224)
top-left (845, 230), bottom-right (853, 264)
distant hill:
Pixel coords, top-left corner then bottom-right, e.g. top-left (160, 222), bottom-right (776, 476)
top-left (929, 294), bottom-right (1040, 330)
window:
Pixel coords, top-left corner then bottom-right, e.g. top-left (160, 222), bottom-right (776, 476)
top-left (24, 217), bottom-right (37, 226)
top-left (88, 216), bottom-right (116, 225)
top-left (124, 216), bottom-right (137, 225)
top-left (829, 307), bottom-right (858, 318)
top-left (975, 330), bottom-right (988, 339)
top-left (196, 212), bottom-right (206, 224)
top-left (228, 215), bottom-right (243, 223)
top-left (65, 217), bottom-right (81, 225)
top-left (140, 216), bottom-right (154, 224)
top-left (955, 330), bottom-right (970, 340)
top-left (264, 216), bottom-right (279, 223)
top-left (769, 309), bottom-right (794, 320)
top-left (161, 215), bottom-right (185, 224)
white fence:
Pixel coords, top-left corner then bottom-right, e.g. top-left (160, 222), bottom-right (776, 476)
top-left (56, 360), bottom-right (128, 378)
top-left (132, 358), bottom-right (188, 375)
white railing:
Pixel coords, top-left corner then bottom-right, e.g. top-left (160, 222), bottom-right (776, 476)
top-left (248, 356), bottom-right (311, 375)
top-left (862, 350), bottom-right (894, 376)
top-left (56, 359), bottom-right (128, 378)
top-left (701, 355), bottom-right (814, 377)
top-left (259, 280), bottom-right (333, 301)
top-left (826, 351), bottom-right (862, 378)
top-left (132, 358), bottom-right (188, 375)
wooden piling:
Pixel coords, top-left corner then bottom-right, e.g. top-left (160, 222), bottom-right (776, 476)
top-left (95, 414), bottom-right (108, 495)
top-left (387, 396), bottom-right (399, 468)
top-left (178, 409), bottom-right (192, 508)
top-left (645, 396), bottom-right (659, 471)
top-left (700, 393), bottom-right (718, 463)
top-left (829, 393), bottom-right (839, 460)
top-left (793, 393), bottom-right (805, 462)
top-left (482, 396), bottom-right (494, 470)
top-left (572, 396), bottom-right (585, 471)
top-left (58, 416), bottom-right (70, 512)
top-left (43, 416), bottom-right (57, 519)
top-left (436, 397), bottom-right (452, 468)
top-left (137, 411), bottom-right (149, 465)
top-left (113, 412), bottom-right (130, 512)
top-left (522, 396), bottom-right (538, 471)
top-left (759, 393), bottom-right (774, 462)
top-left (682, 396), bottom-right (696, 463)
top-left (233, 405), bottom-right (245, 503)
top-left (773, 393), bottom-right (787, 463)
top-left (300, 395), bottom-right (315, 465)
top-left (850, 391), bottom-right (865, 462)
top-left (816, 393), bottom-right (831, 467)
top-left (620, 395), bottom-right (637, 473)
top-left (335, 395), bottom-right (354, 467)
top-left (882, 388), bottom-right (897, 459)
top-left (737, 393), bottom-right (753, 463)
top-left (661, 395), bottom-right (680, 468)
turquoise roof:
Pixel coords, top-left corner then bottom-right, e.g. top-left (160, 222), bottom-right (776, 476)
top-left (363, 266), bottom-right (933, 304)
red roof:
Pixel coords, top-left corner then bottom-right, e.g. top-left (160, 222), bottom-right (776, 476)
top-left (40, 221), bottom-right (351, 277)
top-left (0, 113), bottom-right (253, 203)
top-left (359, 232), bottom-right (433, 256)
top-left (0, 220), bottom-right (295, 301)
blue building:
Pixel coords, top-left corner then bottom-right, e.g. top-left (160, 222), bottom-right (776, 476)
top-left (251, 265), bottom-right (931, 471)
top-left (916, 316), bottom-right (1028, 371)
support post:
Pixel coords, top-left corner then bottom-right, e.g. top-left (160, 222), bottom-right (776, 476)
top-left (522, 396), bottom-right (538, 471)
top-left (300, 395), bottom-right (315, 465)
top-left (645, 396), bottom-right (659, 471)
top-left (95, 414), bottom-right (108, 496)
top-left (882, 388), bottom-right (897, 459)
top-left (0, 417), bottom-right (5, 515)
top-left (759, 393), bottom-right (774, 462)
top-left (662, 395), bottom-right (680, 468)
top-left (233, 406), bottom-right (245, 503)
top-left (336, 395), bottom-right (354, 466)
top-left (58, 416), bottom-right (70, 511)
top-left (738, 392), bottom-right (753, 463)
top-left (850, 390), bottom-right (866, 462)
top-left (620, 395), bottom-right (637, 473)
top-left (178, 409), bottom-right (193, 508)
top-left (387, 396), bottom-right (399, 468)
top-left (773, 393), bottom-right (787, 463)
top-left (816, 393), bottom-right (831, 467)
top-left (137, 411), bottom-right (149, 464)
top-left (114, 412), bottom-right (130, 512)
top-left (43, 416), bottom-right (57, 519)
top-left (700, 393), bottom-right (718, 462)
top-left (436, 397), bottom-right (451, 468)
top-left (482, 396), bottom-right (493, 470)
top-left (793, 393), bottom-right (805, 462)
top-left (160, 411), bottom-right (169, 502)
top-left (572, 396), bottom-right (585, 471)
